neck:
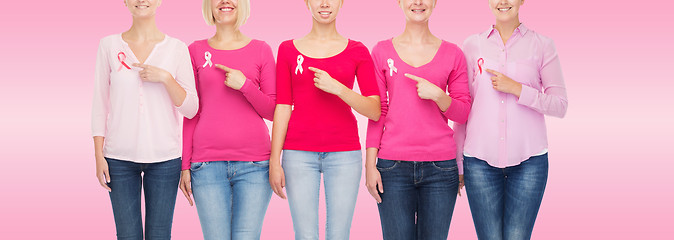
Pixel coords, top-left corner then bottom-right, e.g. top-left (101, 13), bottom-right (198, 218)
top-left (127, 17), bottom-right (162, 41)
top-left (399, 21), bottom-right (434, 43)
top-left (494, 18), bottom-right (521, 42)
top-left (213, 24), bottom-right (243, 42)
top-left (307, 19), bottom-right (340, 40)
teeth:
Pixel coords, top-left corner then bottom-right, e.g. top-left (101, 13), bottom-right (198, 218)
top-left (220, 7), bottom-right (233, 12)
top-left (498, 7), bottom-right (511, 12)
top-left (411, 9), bottom-right (425, 12)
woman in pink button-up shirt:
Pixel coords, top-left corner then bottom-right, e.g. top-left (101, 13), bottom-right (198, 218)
top-left (455, 0), bottom-right (568, 239)
top-left (91, 0), bottom-right (198, 238)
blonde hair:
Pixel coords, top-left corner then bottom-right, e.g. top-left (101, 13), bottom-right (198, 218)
top-left (202, 0), bottom-right (250, 29)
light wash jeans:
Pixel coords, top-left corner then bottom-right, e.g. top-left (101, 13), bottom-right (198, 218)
top-left (282, 150), bottom-right (362, 240)
top-left (190, 160), bottom-right (273, 240)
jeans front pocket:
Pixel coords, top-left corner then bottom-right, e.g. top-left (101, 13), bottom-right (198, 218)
top-left (190, 161), bottom-right (209, 172)
top-left (376, 159), bottom-right (398, 172)
top-left (431, 160), bottom-right (458, 171)
top-left (250, 160), bottom-right (270, 168)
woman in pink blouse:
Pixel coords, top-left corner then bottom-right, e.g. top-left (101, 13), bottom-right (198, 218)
top-left (177, 0), bottom-right (276, 239)
top-left (364, 0), bottom-right (471, 239)
top-left (91, 0), bottom-right (198, 239)
top-left (456, 0), bottom-right (568, 239)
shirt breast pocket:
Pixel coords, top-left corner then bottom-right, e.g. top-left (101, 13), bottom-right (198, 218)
top-left (511, 57), bottom-right (542, 88)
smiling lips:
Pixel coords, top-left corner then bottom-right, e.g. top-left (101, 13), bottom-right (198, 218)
top-left (319, 11), bottom-right (332, 17)
top-left (497, 6), bottom-right (513, 12)
top-left (219, 7), bottom-right (234, 12)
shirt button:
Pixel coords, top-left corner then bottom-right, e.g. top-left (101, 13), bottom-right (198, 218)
top-left (500, 137), bottom-right (505, 141)
top-left (501, 100), bottom-right (505, 104)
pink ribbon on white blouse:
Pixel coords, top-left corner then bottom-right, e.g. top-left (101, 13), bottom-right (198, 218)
top-left (117, 52), bottom-right (131, 71)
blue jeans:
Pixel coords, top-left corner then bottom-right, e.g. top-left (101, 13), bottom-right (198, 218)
top-left (190, 160), bottom-right (273, 240)
top-left (376, 159), bottom-right (459, 240)
top-left (106, 157), bottom-right (181, 240)
top-left (464, 153), bottom-right (549, 240)
top-left (282, 150), bottom-right (362, 240)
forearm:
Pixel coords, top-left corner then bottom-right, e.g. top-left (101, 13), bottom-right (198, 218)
top-left (270, 105), bottom-right (292, 167)
top-left (365, 147), bottom-right (379, 169)
top-left (434, 94), bottom-right (453, 112)
top-left (162, 77), bottom-right (188, 107)
top-left (338, 88), bottom-right (381, 121)
top-left (240, 80), bottom-right (276, 120)
top-left (93, 136), bottom-right (105, 157)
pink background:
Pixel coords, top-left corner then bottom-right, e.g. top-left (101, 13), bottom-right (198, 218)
top-left (1, 0), bottom-right (672, 239)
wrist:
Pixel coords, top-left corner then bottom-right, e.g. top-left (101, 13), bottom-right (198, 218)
top-left (162, 74), bottom-right (174, 85)
top-left (336, 83), bottom-right (347, 97)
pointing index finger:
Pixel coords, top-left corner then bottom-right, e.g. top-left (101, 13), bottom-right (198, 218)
top-left (215, 64), bottom-right (232, 72)
top-left (485, 69), bottom-right (500, 76)
top-left (132, 63), bottom-right (148, 69)
top-left (308, 67), bottom-right (325, 74)
top-left (404, 73), bottom-right (425, 82)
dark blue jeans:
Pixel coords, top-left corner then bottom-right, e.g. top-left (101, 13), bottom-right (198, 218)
top-left (376, 159), bottom-right (459, 240)
top-left (106, 157), bottom-right (181, 240)
top-left (464, 154), bottom-right (549, 240)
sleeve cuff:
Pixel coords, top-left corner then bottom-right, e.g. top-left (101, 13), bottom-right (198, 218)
top-left (239, 78), bottom-right (255, 95)
top-left (517, 85), bottom-right (538, 107)
top-left (457, 158), bottom-right (464, 175)
top-left (176, 94), bottom-right (198, 119)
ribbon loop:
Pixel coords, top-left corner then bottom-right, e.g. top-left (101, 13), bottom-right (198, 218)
top-left (477, 58), bottom-right (484, 74)
top-left (203, 52), bottom-right (213, 68)
top-left (387, 58), bottom-right (397, 77)
top-left (295, 55), bottom-right (304, 75)
top-left (117, 52), bottom-right (131, 71)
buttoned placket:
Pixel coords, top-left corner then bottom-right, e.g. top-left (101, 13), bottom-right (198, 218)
top-left (492, 28), bottom-right (522, 166)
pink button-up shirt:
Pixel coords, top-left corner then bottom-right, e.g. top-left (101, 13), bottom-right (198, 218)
top-left (455, 24), bottom-right (568, 173)
top-left (92, 34), bottom-right (199, 163)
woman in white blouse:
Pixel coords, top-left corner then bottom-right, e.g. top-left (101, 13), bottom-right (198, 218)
top-left (91, 0), bottom-right (198, 239)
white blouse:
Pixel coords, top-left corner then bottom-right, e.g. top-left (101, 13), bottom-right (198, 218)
top-left (92, 34), bottom-right (198, 163)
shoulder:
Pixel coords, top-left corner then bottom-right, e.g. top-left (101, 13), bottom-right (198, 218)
top-left (527, 29), bottom-right (556, 50)
top-left (164, 35), bottom-right (188, 48)
top-left (442, 40), bottom-right (462, 53)
top-left (372, 39), bottom-right (393, 55)
top-left (462, 33), bottom-right (482, 53)
top-left (276, 39), bottom-right (296, 57)
top-left (345, 40), bottom-right (373, 60)
top-left (188, 39), bottom-right (208, 51)
top-left (250, 39), bottom-right (273, 52)
top-left (278, 39), bottom-right (295, 50)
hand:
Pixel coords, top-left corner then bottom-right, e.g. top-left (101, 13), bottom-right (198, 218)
top-left (215, 64), bottom-right (246, 90)
top-left (485, 69), bottom-right (522, 97)
top-left (179, 170), bottom-right (194, 206)
top-left (269, 164), bottom-right (286, 199)
top-left (133, 63), bottom-right (172, 84)
top-left (365, 166), bottom-right (384, 203)
top-left (458, 174), bottom-right (464, 197)
top-left (95, 154), bottom-right (111, 192)
top-left (308, 67), bottom-right (346, 96)
top-left (404, 73), bottom-right (445, 101)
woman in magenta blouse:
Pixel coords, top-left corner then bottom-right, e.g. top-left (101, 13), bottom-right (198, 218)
top-left (92, 0), bottom-right (198, 239)
top-left (456, 0), bottom-right (569, 239)
top-left (269, 0), bottom-right (381, 239)
top-left (365, 0), bottom-right (471, 239)
top-left (178, 0), bottom-right (276, 239)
